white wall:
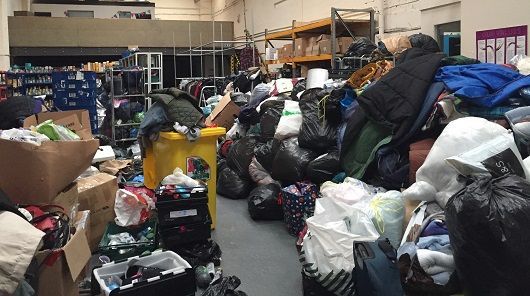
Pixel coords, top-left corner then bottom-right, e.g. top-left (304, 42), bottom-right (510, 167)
top-left (461, 0), bottom-right (530, 58)
top-left (31, 3), bottom-right (154, 18)
top-left (419, 0), bottom-right (460, 38)
top-left (152, 0), bottom-right (212, 21)
top-left (212, 0), bottom-right (423, 40)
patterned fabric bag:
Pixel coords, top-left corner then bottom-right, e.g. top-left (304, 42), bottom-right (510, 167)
top-left (280, 181), bottom-right (320, 236)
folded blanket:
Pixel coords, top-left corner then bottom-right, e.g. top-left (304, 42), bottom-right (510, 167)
top-left (417, 234), bottom-right (450, 251)
top-left (417, 249), bottom-right (455, 275)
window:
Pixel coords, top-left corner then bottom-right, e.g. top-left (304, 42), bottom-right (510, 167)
top-left (118, 11), bottom-right (132, 19)
top-left (66, 10), bottom-right (94, 18)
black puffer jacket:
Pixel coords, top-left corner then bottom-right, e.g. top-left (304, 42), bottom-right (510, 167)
top-left (357, 51), bottom-right (444, 141)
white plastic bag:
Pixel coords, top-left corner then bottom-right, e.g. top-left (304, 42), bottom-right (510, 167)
top-left (446, 132), bottom-right (529, 179)
top-left (366, 191), bottom-right (405, 248)
top-left (300, 198), bottom-right (379, 296)
top-left (320, 177), bottom-right (384, 206)
top-left (226, 120), bottom-right (247, 140)
top-left (114, 189), bottom-right (154, 227)
top-left (161, 167), bottom-right (200, 187)
top-left (274, 100), bottom-right (302, 140)
top-left (403, 117), bottom-right (507, 208)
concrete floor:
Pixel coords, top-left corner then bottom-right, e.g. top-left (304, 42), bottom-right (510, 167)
top-left (210, 195), bottom-right (303, 296)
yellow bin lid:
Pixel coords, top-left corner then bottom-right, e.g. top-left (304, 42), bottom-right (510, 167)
top-left (159, 127), bottom-right (226, 140)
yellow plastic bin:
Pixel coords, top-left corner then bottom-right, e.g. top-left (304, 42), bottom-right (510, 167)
top-left (143, 127), bottom-right (226, 228)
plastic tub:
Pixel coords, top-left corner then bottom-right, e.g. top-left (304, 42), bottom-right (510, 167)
top-left (98, 220), bottom-right (158, 261)
top-left (143, 127), bottom-right (226, 228)
top-left (92, 250), bottom-right (195, 296)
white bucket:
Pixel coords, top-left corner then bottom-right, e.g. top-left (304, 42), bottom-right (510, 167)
top-left (306, 68), bottom-right (329, 89)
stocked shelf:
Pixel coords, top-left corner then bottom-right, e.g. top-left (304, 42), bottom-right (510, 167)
top-left (264, 8), bottom-right (375, 78)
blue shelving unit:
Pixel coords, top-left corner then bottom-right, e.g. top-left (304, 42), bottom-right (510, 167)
top-left (52, 71), bottom-right (99, 134)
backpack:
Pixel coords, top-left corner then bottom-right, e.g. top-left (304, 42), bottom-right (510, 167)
top-left (354, 238), bottom-right (403, 296)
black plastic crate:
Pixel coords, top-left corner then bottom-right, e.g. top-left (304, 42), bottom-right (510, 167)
top-left (161, 215), bottom-right (212, 249)
top-left (157, 198), bottom-right (209, 228)
top-left (155, 184), bottom-right (208, 204)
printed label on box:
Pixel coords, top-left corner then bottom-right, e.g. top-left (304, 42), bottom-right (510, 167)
top-left (170, 209), bottom-right (198, 218)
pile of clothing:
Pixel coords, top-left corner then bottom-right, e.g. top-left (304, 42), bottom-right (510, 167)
top-left (212, 33), bottom-right (530, 295)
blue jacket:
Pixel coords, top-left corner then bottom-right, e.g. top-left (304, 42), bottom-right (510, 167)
top-left (435, 63), bottom-right (530, 107)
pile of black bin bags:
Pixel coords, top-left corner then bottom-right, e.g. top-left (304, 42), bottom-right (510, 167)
top-left (217, 86), bottom-right (342, 221)
top-left (216, 46), bottom-right (446, 219)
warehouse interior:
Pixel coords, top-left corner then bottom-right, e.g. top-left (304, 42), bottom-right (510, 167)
top-left (1, 0), bottom-right (530, 296)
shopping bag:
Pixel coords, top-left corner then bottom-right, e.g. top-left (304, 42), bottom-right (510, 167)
top-left (280, 181), bottom-right (320, 236)
top-left (300, 198), bottom-right (379, 296)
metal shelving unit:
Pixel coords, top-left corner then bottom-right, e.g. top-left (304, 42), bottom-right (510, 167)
top-left (120, 52), bottom-right (163, 94)
top-left (264, 7), bottom-right (375, 77)
top-left (106, 68), bottom-right (145, 143)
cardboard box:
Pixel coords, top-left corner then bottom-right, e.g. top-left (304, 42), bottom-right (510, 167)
top-left (53, 182), bottom-right (79, 216)
top-left (0, 110), bottom-right (99, 204)
top-left (279, 44), bottom-right (294, 59)
top-left (295, 38), bottom-right (309, 57)
top-left (338, 37), bottom-right (354, 54)
top-left (36, 210), bottom-right (91, 296)
top-left (205, 93), bottom-right (241, 129)
top-left (265, 47), bottom-right (278, 61)
top-left (77, 173), bottom-right (118, 251)
top-left (318, 38), bottom-right (340, 55)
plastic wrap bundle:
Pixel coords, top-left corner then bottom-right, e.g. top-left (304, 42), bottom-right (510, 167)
top-left (217, 167), bottom-right (252, 199)
top-left (298, 89), bottom-right (337, 153)
top-left (272, 137), bottom-right (319, 183)
top-left (248, 183), bottom-right (283, 220)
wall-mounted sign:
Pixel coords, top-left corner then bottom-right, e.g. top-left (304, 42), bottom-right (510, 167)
top-left (476, 25), bottom-right (527, 64)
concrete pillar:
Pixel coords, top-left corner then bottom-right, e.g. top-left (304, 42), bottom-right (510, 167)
top-left (0, 0), bottom-right (10, 70)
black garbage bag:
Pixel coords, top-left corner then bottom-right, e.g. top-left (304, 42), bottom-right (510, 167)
top-left (272, 137), bottom-right (319, 182)
top-left (298, 89), bottom-right (338, 153)
top-left (217, 159), bottom-right (227, 180)
top-left (217, 168), bottom-right (252, 199)
top-left (260, 100), bottom-right (285, 140)
top-left (345, 37), bottom-right (377, 57)
top-left (231, 92), bottom-right (249, 107)
top-left (291, 79), bottom-right (307, 99)
top-left (173, 239), bottom-right (222, 268)
top-left (321, 88), bottom-right (344, 126)
top-left (446, 174), bottom-right (530, 296)
top-left (409, 33), bottom-right (440, 53)
top-left (248, 183), bottom-right (283, 220)
top-left (306, 151), bottom-right (341, 184)
top-left (254, 139), bottom-right (280, 173)
top-left (202, 275), bottom-right (247, 296)
top-left (226, 137), bottom-right (258, 178)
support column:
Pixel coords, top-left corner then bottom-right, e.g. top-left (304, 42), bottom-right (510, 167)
top-left (0, 0), bottom-right (10, 70)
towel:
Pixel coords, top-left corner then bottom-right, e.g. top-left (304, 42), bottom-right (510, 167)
top-left (417, 234), bottom-right (450, 251)
top-left (417, 249), bottom-right (455, 275)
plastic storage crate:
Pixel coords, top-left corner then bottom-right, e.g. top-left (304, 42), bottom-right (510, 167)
top-left (155, 184), bottom-right (209, 228)
top-left (143, 128), bottom-right (226, 228)
top-left (99, 220), bottom-right (158, 261)
top-left (160, 214), bottom-right (212, 249)
top-left (92, 250), bottom-right (195, 296)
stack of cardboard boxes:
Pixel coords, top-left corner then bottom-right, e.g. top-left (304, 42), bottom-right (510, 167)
top-left (292, 35), bottom-right (354, 57)
top-left (0, 110), bottom-right (122, 296)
